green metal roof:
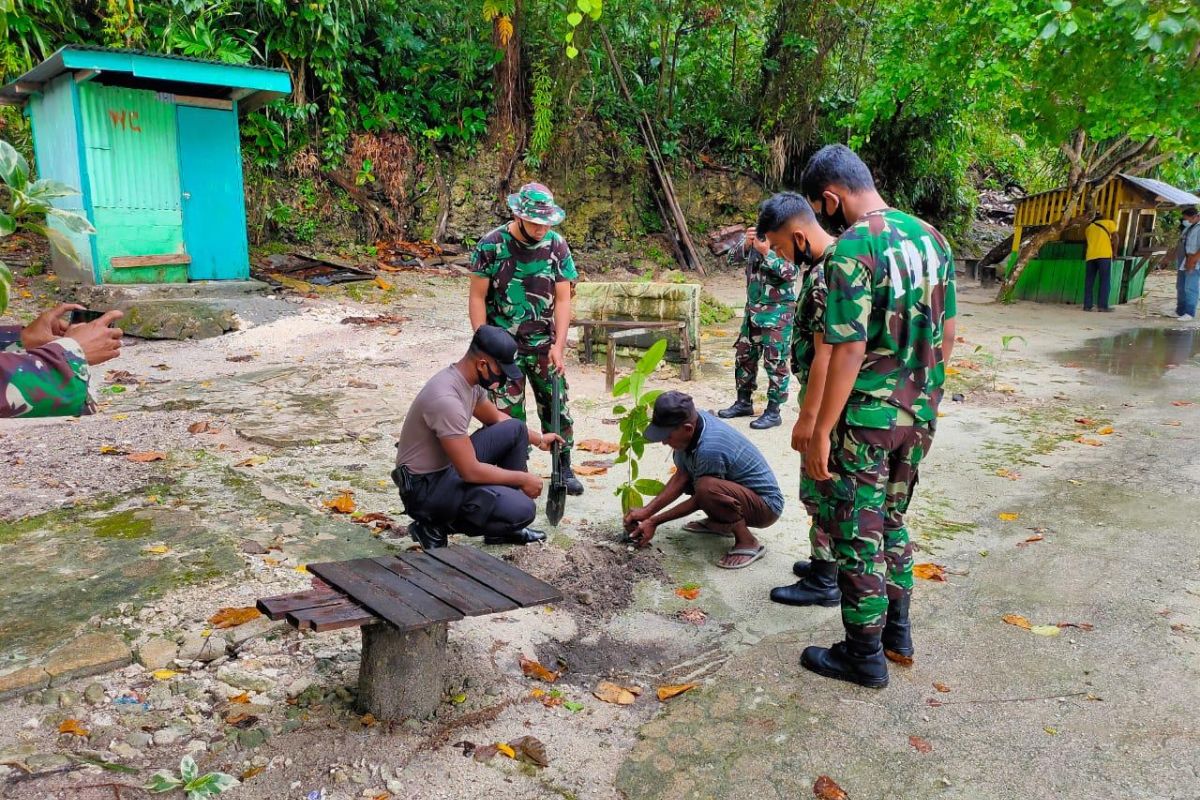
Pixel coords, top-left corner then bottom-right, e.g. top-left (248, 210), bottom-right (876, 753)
top-left (0, 46), bottom-right (291, 113)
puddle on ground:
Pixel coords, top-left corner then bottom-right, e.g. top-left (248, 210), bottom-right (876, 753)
top-left (1057, 327), bottom-right (1200, 387)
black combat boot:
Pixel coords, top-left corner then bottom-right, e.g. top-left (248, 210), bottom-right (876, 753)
top-left (800, 631), bottom-right (889, 689)
top-left (882, 593), bottom-right (914, 659)
top-left (770, 560), bottom-right (840, 607)
top-left (749, 401), bottom-right (782, 430)
top-left (408, 519), bottom-right (449, 550)
top-left (561, 451), bottom-right (584, 496)
top-left (792, 560), bottom-right (813, 578)
top-left (484, 527), bottom-right (547, 546)
top-left (717, 390), bottom-right (755, 419)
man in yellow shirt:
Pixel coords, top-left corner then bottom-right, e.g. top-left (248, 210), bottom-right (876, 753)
top-left (1084, 217), bottom-right (1118, 312)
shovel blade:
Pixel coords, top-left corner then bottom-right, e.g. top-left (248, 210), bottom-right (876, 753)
top-left (546, 486), bottom-right (566, 527)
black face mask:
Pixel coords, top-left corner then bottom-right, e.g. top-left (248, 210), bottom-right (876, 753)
top-left (514, 219), bottom-right (544, 246)
top-left (817, 195), bottom-right (849, 236)
top-left (791, 234), bottom-right (815, 267)
top-left (477, 359), bottom-right (506, 390)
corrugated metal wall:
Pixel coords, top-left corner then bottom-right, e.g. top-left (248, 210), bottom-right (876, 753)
top-left (79, 83), bottom-right (181, 211)
top-left (77, 82), bottom-right (186, 284)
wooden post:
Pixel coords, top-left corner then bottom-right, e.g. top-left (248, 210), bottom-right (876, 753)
top-left (358, 622), bottom-right (447, 721)
top-left (606, 333), bottom-right (618, 392)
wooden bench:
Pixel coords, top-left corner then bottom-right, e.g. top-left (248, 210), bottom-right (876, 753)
top-left (257, 545), bottom-right (561, 720)
top-left (573, 319), bottom-right (693, 390)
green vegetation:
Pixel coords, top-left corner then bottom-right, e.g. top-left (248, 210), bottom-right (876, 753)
top-left (612, 337), bottom-right (668, 514)
top-left (0, 2), bottom-right (1194, 253)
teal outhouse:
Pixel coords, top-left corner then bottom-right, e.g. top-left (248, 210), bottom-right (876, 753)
top-left (0, 47), bottom-right (290, 285)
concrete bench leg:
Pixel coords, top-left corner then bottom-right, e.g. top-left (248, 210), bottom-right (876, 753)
top-left (358, 622), bottom-right (447, 720)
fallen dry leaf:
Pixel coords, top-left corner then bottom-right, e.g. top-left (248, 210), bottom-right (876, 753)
top-left (932, 682), bottom-right (951, 693)
top-left (208, 606), bottom-right (262, 629)
top-left (1074, 436), bottom-right (1104, 447)
top-left (912, 563), bottom-right (946, 582)
top-left (1171, 400), bottom-right (1194, 407)
top-left (885, 649), bottom-right (914, 666)
top-left (573, 464), bottom-right (608, 477)
top-left (360, 713), bottom-right (378, 727)
top-left (496, 742), bottom-right (516, 759)
top-left (1002, 614), bottom-right (1033, 630)
top-left (944, 366), bottom-right (960, 376)
top-left (995, 468), bottom-right (1021, 480)
top-left (142, 544), bottom-right (169, 555)
top-left (323, 491), bottom-right (356, 514)
top-left (152, 669), bottom-right (179, 681)
top-left (235, 455), bottom-right (269, 468)
top-left (1017, 534), bottom-right (1044, 547)
top-left (998, 512), bottom-right (1020, 521)
top-left (374, 276), bottom-right (394, 291)
top-left (1074, 417), bottom-right (1094, 425)
top-left (593, 680), bottom-right (638, 705)
top-left (188, 421), bottom-right (212, 434)
top-left (473, 744), bottom-right (499, 762)
top-left (576, 439), bottom-right (619, 454)
top-left (1097, 426), bottom-right (1114, 435)
top-left (226, 354), bottom-right (255, 363)
top-left (909, 735), bottom-right (933, 753)
top-left (656, 684), bottom-right (698, 701)
top-left (508, 735), bottom-right (549, 767)
top-left (241, 766), bottom-right (265, 780)
top-left (126, 451), bottom-right (167, 463)
top-left (677, 607), bottom-right (708, 625)
top-left (813, 775), bottom-right (849, 800)
top-left (58, 719), bottom-right (88, 737)
top-left (99, 444), bottom-right (127, 455)
top-left (229, 692), bottom-right (251, 704)
top-left (674, 584), bottom-right (701, 600)
top-left (518, 655), bottom-right (560, 683)
top-left (1030, 625), bottom-right (1061, 637)
top-left (1056, 622), bottom-right (1094, 631)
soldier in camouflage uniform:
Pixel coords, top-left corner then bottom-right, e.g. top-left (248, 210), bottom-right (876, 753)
top-left (749, 192), bottom-right (846, 608)
top-left (0, 289), bottom-right (124, 419)
top-left (797, 145), bottom-right (957, 688)
top-left (469, 182), bottom-right (584, 495)
top-left (717, 221), bottom-right (798, 430)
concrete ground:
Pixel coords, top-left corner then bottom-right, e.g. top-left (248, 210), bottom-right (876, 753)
top-left (1, 269), bottom-right (1198, 799)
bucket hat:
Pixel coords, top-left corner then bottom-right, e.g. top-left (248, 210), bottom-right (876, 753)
top-left (507, 182), bottom-right (566, 226)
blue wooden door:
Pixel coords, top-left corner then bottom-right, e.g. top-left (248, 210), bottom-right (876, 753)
top-left (176, 105), bottom-right (249, 280)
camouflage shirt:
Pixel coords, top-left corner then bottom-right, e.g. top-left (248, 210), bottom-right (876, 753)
top-left (790, 248), bottom-right (830, 381)
top-left (824, 209), bottom-right (957, 428)
top-left (727, 235), bottom-right (798, 321)
top-left (472, 225), bottom-right (578, 353)
top-left (0, 325), bottom-right (93, 418)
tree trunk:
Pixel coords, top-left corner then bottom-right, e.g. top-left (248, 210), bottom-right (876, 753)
top-left (489, 0), bottom-right (526, 140)
top-left (358, 623), bottom-right (447, 721)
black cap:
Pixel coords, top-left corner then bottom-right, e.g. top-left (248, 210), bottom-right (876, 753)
top-left (1184, 206), bottom-right (1198, 217)
top-left (470, 325), bottom-right (524, 381)
top-left (643, 390), bottom-right (697, 443)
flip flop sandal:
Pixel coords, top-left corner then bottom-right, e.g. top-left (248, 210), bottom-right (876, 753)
top-left (683, 518), bottom-right (735, 537)
top-left (717, 545), bottom-right (766, 569)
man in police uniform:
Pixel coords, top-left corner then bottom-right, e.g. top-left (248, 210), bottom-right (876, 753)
top-left (469, 182), bottom-right (583, 495)
top-left (393, 325), bottom-right (561, 549)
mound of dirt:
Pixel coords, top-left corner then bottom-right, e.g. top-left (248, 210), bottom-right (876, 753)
top-left (504, 537), bottom-right (668, 618)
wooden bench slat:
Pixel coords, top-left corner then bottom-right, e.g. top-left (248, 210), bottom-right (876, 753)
top-left (380, 553), bottom-right (518, 616)
top-left (288, 600), bottom-right (376, 632)
top-left (308, 559), bottom-right (461, 632)
top-left (344, 558), bottom-right (465, 624)
top-left (257, 587), bottom-right (344, 620)
top-left (423, 545), bottom-right (562, 607)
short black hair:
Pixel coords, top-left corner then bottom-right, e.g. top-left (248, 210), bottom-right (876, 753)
top-left (756, 192), bottom-right (815, 236)
top-left (1184, 206), bottom-right (1198, 217)
top-left (800, 144), bottom-right (876, 199)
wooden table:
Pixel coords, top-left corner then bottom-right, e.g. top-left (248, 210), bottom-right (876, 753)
top-left (258, 545), bottom-right (561, 719)
top-left (572, 318), bottom-right (693, 390)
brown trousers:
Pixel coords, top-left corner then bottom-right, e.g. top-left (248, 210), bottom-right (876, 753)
top-left (693, 476), bottom-right (779, 529)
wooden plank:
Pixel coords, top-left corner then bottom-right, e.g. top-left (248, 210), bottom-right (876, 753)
top-left (288, 600), bottom-right (376, 632)
top-left (423, 545), bottom-right (561, 607)
top-left (381, 553), bottom-right (518, 617)
top-left (73, 69), bottom-right (100, 83)
top-left (175, 94), bottom-right (234, 110)
top-left (344, 558), bottom-right (464, 623)
top-left (110, 253), bottom-right (191, 269)
top-left (307, 559), bottom-right (460, 631)
top-left (256, 587), bottom-right (345, 620)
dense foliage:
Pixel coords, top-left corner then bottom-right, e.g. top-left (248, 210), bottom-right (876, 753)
top-left (0, 0), bottom-right (1195, 244)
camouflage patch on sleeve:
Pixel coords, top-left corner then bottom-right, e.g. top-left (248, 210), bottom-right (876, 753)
top-left (823, 254), bottom-right (872, 344)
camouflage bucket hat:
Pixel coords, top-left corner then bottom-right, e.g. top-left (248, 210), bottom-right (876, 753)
top-left (507, 182), bottom-right (566, 226)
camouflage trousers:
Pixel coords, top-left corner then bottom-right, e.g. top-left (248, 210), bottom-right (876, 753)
top-left (488, 350), bottom-right (575, 451)
top-left (810, 419), bottom-right (934, 639)
top-left (799, 476), bottom-right (835, 563)
top-left (733, 310), bottom-right (793, 406)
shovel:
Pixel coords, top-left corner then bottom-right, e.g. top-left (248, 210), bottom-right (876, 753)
top-left (546, 373), bottom-right (567, 527)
